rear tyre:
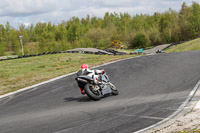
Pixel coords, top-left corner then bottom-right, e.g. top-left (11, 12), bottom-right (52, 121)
top-left (84, 84), bottom-right (101, 101)
top-left (110, 83), bottom-right (119, 95)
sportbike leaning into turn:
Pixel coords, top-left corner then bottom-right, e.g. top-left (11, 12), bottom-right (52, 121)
top-left (75, 64), bottom-right (118, 101)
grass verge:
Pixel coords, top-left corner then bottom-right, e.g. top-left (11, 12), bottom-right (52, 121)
top-left (0, 53), bottom-right (137, 96)
top-left (166, 38), bottom-right (200, 53)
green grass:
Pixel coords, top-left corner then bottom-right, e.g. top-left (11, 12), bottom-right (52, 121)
top-left (0, 53), bottom-right (137, 95)
top-left (166, 38), bottom-right (200, 53)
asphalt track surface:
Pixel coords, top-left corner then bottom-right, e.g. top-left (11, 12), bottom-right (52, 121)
top-left (0, 51), bottom-right (200, 133)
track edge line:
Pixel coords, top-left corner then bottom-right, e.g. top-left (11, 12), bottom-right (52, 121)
top-left (134, 79), bottom-right (200, 133)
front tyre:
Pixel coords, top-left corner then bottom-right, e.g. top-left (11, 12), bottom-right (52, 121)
top-left (84, 84), bottom-right (101, 101)
top-left (110, 83), bottom-right (119, 95)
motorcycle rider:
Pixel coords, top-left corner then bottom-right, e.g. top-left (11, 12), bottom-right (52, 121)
top-left (77, 64), bottom-right (104, 94)
top-left (77, 64), bottom-right (104, 83)
top-left (77, 64), bottom-right (104, 80)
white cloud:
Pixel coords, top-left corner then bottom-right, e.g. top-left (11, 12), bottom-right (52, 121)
top-left (0, 0), bottom-right (60, 16)
top-left (22, 22), bottom-right (31, 27)
top-left (0, 0), bottom-right (199, 28)
top-left (96, 0), bottom-right (135, 7)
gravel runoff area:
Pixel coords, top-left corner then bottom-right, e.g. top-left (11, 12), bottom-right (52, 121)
top-left (144, 81), bottom-right (200, 133)
top-left (68, 48), bottom-right (113, 55)
top-left (69, 45), bottom-right (172, 55)
top-left (0, 55), bottom-right (18, 60)
top-left (143, 44), bottom-right (171, 54)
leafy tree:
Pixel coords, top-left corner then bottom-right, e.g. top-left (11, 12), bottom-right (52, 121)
top-left (148, 27), bottom-right (162, 46)
top-left (67, 17), bottom-right (82, 41)
top-left (5, 22), bottom-right (11, 33)
top-left (130, 33), bottom-right (148, 48)
top-left (0, 25), bottom-right (6, 42)
top-left (0, 42), bottom-right (6, 56)
top-left (179, 2), bottom-right (191, 40)
top-left (190, 2), bottom-right (200, 38)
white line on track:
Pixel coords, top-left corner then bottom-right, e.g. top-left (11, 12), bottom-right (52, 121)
top-left (135, 79), bottom-right (200, 133)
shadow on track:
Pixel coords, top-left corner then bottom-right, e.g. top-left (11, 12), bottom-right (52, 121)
top-left (64, 96), bottom-right (92, 102)
top-left (63, 94), bottom-right (114, 103)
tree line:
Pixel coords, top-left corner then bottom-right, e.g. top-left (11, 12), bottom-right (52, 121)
top-left (0, 2), bottom-right (200, 56)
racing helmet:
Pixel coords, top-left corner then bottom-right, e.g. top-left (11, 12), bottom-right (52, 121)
top-left (81, 64), bottom-right (89, 69)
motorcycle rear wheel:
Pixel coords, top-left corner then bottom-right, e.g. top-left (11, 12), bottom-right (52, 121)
top-left (84, 84), bottom-right (101, 101)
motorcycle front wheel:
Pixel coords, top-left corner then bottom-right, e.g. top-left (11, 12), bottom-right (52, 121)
top-left (84, 84), bottom-right (101, 101)
top-left (110, 83), bottom-right (119, 95)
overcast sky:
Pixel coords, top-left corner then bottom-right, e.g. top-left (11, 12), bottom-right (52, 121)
top-left (0, 0), bottom-right (199, 28)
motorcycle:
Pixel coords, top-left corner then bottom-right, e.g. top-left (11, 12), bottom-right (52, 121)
top-left (75, 68), bottom-right (118, 101)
